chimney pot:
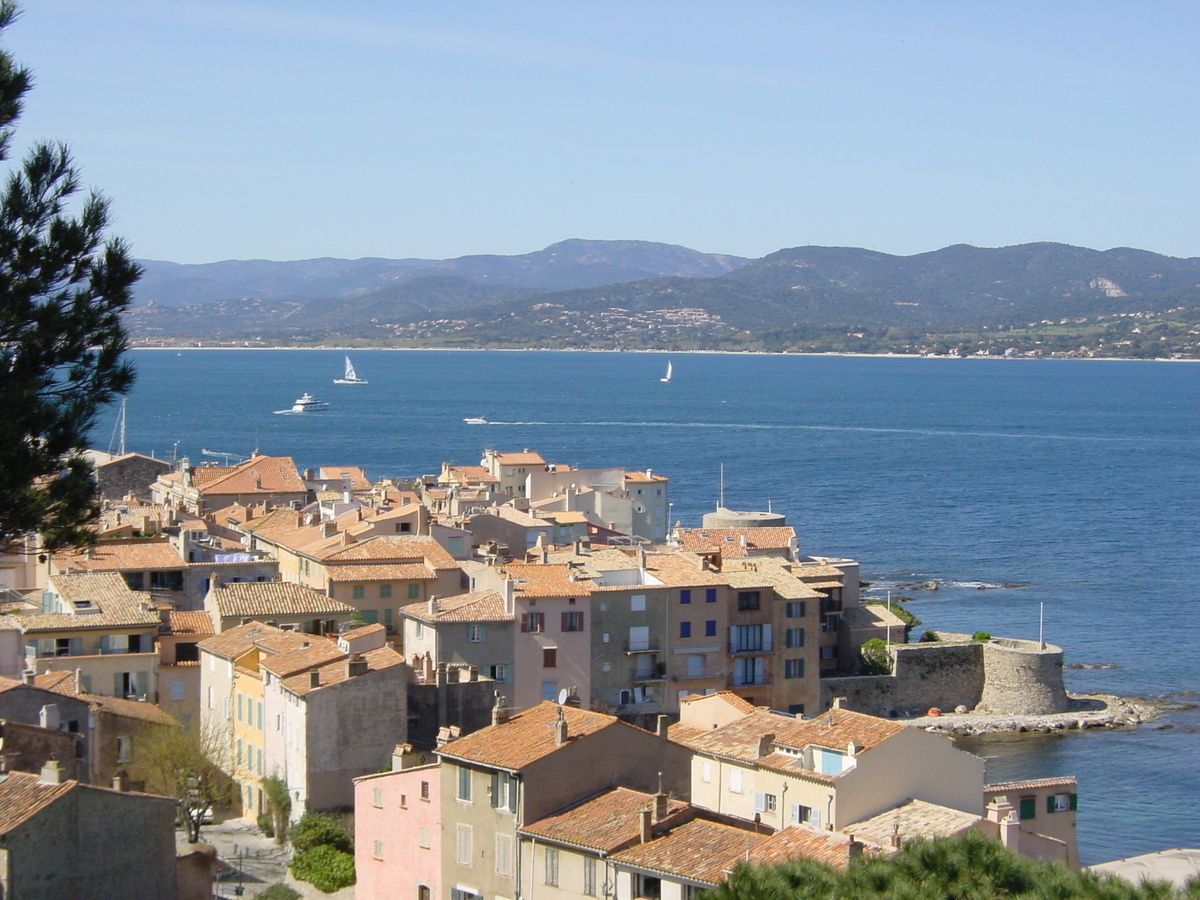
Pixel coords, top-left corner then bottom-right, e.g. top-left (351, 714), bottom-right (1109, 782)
top-left (39, 758), bottom-right (65, 785)
top-left (554, 709), bottom-right (568, 745)
top-left (639, 807), bottom-right (653, 843)
top-left (656, 715), bottom-right (670, 739)
top-left (112, 770), bottom-right (129, 792)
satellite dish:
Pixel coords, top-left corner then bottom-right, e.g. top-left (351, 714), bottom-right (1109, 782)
top-left (557, 688), bottom-right (570, 705)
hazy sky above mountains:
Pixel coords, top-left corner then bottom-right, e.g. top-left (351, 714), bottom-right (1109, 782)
top-left (11, 1), bottom-right (1198, 264)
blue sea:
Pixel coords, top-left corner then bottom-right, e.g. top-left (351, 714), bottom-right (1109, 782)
top-left (100, 349), bottom-right (1200, 864)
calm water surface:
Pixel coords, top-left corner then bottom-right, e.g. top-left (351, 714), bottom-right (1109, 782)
top-left (100, 349), bottom-right (1200, 864)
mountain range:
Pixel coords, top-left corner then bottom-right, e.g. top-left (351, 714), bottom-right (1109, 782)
top-left (126, 239), bottom-right (1200, 352)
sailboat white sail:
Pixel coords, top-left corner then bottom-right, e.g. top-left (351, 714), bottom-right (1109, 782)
top-left (660, 361), bottom-right (673, 383)
top-left (333, 355), bottom-right (368, 385)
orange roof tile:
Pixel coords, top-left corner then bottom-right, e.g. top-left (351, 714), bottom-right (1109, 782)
top-left (611, 818), bottom-right (762, 885)
top-left (521, 787), bottom-right (690, 852)
top-left (675, 528), bottom-right (794, 554)
top-left (0, 771), bottom-right (75, 834)
top-left (195, 455), bottom-right (306, 496)
top-left (210, 582), bottom-right (357, 619)
top-left (437, 702), bottom-right (618, 770)
top-left (501, 564), bottom-right (594, 598)
top-left (51, 539), bottom-right (186, 573)
top-left (18, 573), bottom-right (161, 632)
top-left (168, 611), bottom-right (215, 636)
top-left (399, 590), bottom-right (512, 623)
top-left (325, 563), bottom-right (435, 582)
top-left (494, 451), bottom-right (546, 465)
top-left (260, 642), bottom-right (347, 678)
top-left (316, 535), bottom-right (458, 569)
top-left (750, 825), bottom-right (888, 870)
top-left (276, 645), bottom-right (405, 695)
top-left (198, 621), bottom-right (288, 660)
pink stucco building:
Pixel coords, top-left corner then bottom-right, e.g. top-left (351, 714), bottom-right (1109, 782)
top-left (354, 761), bottom-right (442, 900)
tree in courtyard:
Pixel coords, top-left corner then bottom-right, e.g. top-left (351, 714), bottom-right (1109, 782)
top-left (137, 721), bottom-right (235, 843)
top-left (0, 0), bottom-right (141, 554)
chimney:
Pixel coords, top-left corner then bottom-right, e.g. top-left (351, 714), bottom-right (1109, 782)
top-left (757, 733), bottom-right (775, 758)
top-left (39, 758), bottom-right (65, 785)
top-left (654, 774), bottom-right (669, 820)
top-left (305, 468), bottom-right (315, 481)
top-left (322, 521), bottom-right (337, 537)
top-left (491, 692), bottom-right (509, 726)
top-left (501, 579), bottom-right (515, 614)
top-left (1000, 809), bottom-right (1021, 852)
top-left (428, 596), bottom-right (439, 616)
top-left (346, 654), bottom-right (369, 678)
top-left (308, 669), bottom-right (321, 689)
top-left (847, 836), bottom-right (863, 862)
top-left (656, 715), bottom-right (670, 738)
top-left (112, 770), bottom-right (129, 792)
top-left (639, 807), bottom-right (653, 843)
top-left (554, 707), bottom-right (568, 745)
top-left (832, 697), bottom-right (847, 710)
top-left (22, 669), bottom-right (34, 685)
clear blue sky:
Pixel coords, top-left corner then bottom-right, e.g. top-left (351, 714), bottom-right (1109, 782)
top-left (9, 1), bottom-right (1198, 264)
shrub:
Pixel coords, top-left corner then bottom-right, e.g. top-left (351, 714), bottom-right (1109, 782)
top-left (287, 812), bottom-right (352, 854)
top-left (290, 844), bottom-right (356, 893)
top-left (257, 886), bottom-right (301, 900)
top-left (973, 631), bottom-right (993, 642)
top-left (859, 638), bottom-right (892, 675)
top-left (920, 630), bottom-right (941, 642)
top-left (256, 812), bottom-right (274, 837)
top-left (866, 600), bottom-right (922, 629)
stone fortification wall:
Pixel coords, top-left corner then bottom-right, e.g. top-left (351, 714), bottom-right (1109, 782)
top-left (977, 637), bottom-right (1069, 715)
top-left (819, 634), bottom-right (1068, 718)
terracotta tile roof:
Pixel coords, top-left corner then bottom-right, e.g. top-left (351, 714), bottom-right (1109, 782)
top-left (168, 611), bottom-right (215, 636)
top-left (86, 693), bottom-right (180, 726)
top-left (624, 471), bottom-right (669, 483)
top-left (197, 621), bottom-right (289, 660)
top-left (750, 825), bottom-right (888, 870)
top-left (985, 777), bottom-right (1078, 792)
top-left (51, 539), bottom-right (186, 573)
top-left (325, 563), bottom-right (435, 582)
top-left (237, 508), bottom-right (327, 549)
top-left (261, 642), bottom-right (347, 679)
top-left (32, 671), bottom-right (78, 694)
top-left (792, 564), bottom-right (847, 580)
top-left (316, 466), bottom-right (372, 491)
top-left (194, 455), bottom-right (306, 496)
top-left (18, 573), bottom-right (161, 632)
top-left (399, 590), bottom-right (512, 623)
top-left (340, 623), bottom-right (386, 640)
top-left (642, 553), bottom-right (728, 587)
top-left (501, 564), bottom-right (594, 598)
top-left (316, 535), bottom-right (458, 569)
top-left (440, 465), bottom-right (496, 486)
top-left (521, 787), bottom-right (690, 852)
top-left (494, 451), bottom-right (546, 465)
top-left (253, 630), bottom-right (328, 656)
top-left (276, 645), bottom-right (405, 695)
top-left (843, 799), bottom-right (980, 846)
top-left (769, 708), bottom-right (908, 755)
top-left (437, 701), bottom-right (618, 770)
top-left (0, 771), bottom-right (75, 833)
top-left (612, 818), bottom-right (763, 884)
top-left (675, 528), bottom-right (794, 555)
top-left (210, 582), bottom-right (357, 619)
top-left (97, 505), bottom-right (174, 533)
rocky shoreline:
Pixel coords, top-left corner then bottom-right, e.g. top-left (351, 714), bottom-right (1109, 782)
top-left (903, 693), bottom-right (1165, 737)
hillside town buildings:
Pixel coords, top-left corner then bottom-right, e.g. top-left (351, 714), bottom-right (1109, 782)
top-left (2, 442), bottom-right (1088, 894)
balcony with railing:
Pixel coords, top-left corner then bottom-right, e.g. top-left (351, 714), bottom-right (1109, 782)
top-left (671, 667), bottom-right (724, 681)
top-left (623, 638), bottom-right (661, 654)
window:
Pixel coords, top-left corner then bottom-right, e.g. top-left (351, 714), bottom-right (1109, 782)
top-left (487, 664), bottom-right (507, 683)
top-left (785, 658), bottom-right (805, 679)
top-left (415, 621), bottom-right (424, 639)
top-left (733, 656), bottom-right (764, 686)
top-left (420, 780), bottom-right (430, 801)
top-left (116, 736), bottom-right (132, 763)
top-left (373, 840), bottom-right (383, 860)
top-left (701, 761), bottom-right (712, 783)
top-left (419, 886), bottom-right (432, 900)
top-left (419, 828), bottom-right (430, 849)
top-left (754, 792), bottom-right (777, 814)
top-left (786, 601), bottom-right (806, 618)
top-left (236, 739), bottom-right (243, 766)
top-left (730, 624), bottom-right (765, 652)
top-left (705, 588), bottom-right (717, 603)
top-left (175, 641), bottom-right (200, 662)
top-left (631, 595), bottom-right (646, 612)
top-left (352, 585), bottom-right (365, 599)
top-left (544, 846), bottom-right (559, 886)
top-left (495, 834), bottom-right (513, 876)
top-left (207, 686), bottom-right (214, 709)
top-left (408, 583), bottom-right (420, 599)
top-left (458, 766), bottom-right (472, 802)
top-left (680, 590), bottom-right (691, 604)
top-left (786, 627), bottom-right (805, 648)
top-left (373, 788), bottom-right (383, 808)
top-left (467, 625), bottom-right (486, 643)
top-left (456, 824), bottom-right (472, 865)
top-left (1049, 793), bottom-right (1076, 813)
top-left (729, 768), bottom-right (742, 793)
top-left (257, 701), bottom-right (263, 730)
top-left (400, 794), bottom-right (407, 808)
top-left (491, 772), bottom-right (518, 811)
top-left (819, 645), bottom-right (838, 660)
top-left (821, 614), bottom-right (840, 633)
top-left (791, 804), bottom-right (821, 828)
top-left (637, 875), bottom-right (662, 900)
top-left (361, 610), bottom-right (379, 624)
top-left (1019, 796), bottom-right (1037, 820)
top-left (584, 856), bottom-right (597, 895)
top-left (543, 648), bottom-right (557, 668)
top-left (398, 521), bottom-right (413, 533)
top-left (170, 681), bottom-right (184, 702)
top-left (521, 613), bottom-right (545, 633)
top-left (380, 584), bottom-right (392, 599)
top-left (788, 703), bottom-right (805, 715)
top-left (705, 620), bottom-right (717, 637)
top-left (679, 621), bottom-right (691, 638)
top-left (542, 681), bottom-right (558, 702)
top-left (561, 611), bottom-right (584, 631)
top-left (737, 591), bottom-right (760, 611)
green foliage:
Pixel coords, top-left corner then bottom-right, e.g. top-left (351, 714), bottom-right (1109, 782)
top-left (0, 1), bottom-right (140, 553)
top-left (866, 600), bottom-right (921, 629)
top-left (287, 812), bottom-right (352, 854)
top-left (289, 844), bottom-right (356, 894)
top-left (973, 631), bottom-right (993, 642)
top-left (263, 775), bottom-right (291, 844)
top-left (256, 812), bottom-right (274, 837)
top-left (708, 831), bottom-right (1191, 900)
top-left (137, 721), bottom-right (234, 844)
top-left (920, 630), bottom-right (941, 642)
top-left (858, 638), bottom-right (892, 675)
top-left (256, 886), bottom-right (301, 900)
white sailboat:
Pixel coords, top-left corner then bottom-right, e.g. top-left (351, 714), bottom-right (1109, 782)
top-left (660, 361), bottom-right (673, 383)
top-left (333, 355), bottom-right (368, 385)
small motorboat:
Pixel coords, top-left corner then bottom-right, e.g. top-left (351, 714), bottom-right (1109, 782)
top-left (463, 417), bottom-right (488, 425)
